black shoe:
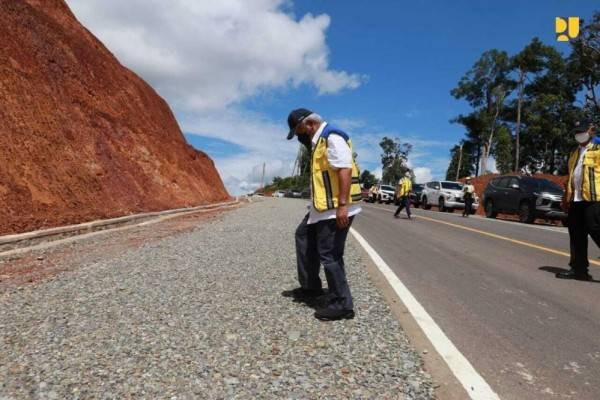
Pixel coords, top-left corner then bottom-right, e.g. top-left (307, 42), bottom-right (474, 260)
top-left (314, 308), bottom-right (355, 321)
top-left (555, 270), bottom-right (592, 281)
top-left (281, 287), bottom-right (325, 299)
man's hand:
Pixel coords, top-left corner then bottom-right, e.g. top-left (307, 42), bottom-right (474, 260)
top-left (336, 205), bottom-right (349, 229)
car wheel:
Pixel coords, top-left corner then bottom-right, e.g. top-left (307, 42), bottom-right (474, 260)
top-left (413, 202), bottom-right (420, 209)
top-left (446, 207), bottom-right (454, 213)
top-left (439, 197), bottom-right (446, 212)
top-left (485, 199), bottom-right (497, 218)
top-left (519, 202), bottom-right (535, 224)
top-left (423, 196), bottom-right (431, 210)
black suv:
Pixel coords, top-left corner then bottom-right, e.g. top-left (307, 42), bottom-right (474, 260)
top-left (406, 184), bottom-right (424, 207)
top-left (482, 176), bottom-right (566, 224)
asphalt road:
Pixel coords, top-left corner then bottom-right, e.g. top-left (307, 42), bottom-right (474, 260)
top-left (353, 202), bottom-right (600, 400)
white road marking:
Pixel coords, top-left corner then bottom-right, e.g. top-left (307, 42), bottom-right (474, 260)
top-left (362, 202), bottom-right (567, 234)
top-left (350, 227), bottom-right (501, 400)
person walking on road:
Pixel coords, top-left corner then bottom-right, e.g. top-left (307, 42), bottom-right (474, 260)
top-left (463, 177), bottom-right (475, 217)
top-left (394, 171), bottom-right (412, 219)
top-left (557, 119), bottom-right (599, 281)
top-left (282, 108), bottom-right (362, 320)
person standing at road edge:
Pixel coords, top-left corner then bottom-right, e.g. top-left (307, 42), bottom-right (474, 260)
top-left (394, 171), bottom-right (412, 219)
top-left (282, 108), bottom-right (362, 320)
top-left (557, 119), bottom-right (598, 281)
top-left (463, 177), bottom-right (475, 217)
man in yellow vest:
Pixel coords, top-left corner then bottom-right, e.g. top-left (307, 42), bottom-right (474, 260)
top-left (557, 119), bottom-right (598, 281)
top-left (282, 108), bottom-right (362, 321)
top-left (394, 171), bottom-right (412, 219)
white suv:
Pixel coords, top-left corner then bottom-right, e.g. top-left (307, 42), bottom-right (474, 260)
top-left (421, 181), bottom-right (479, 213)
top-left (375, 184), bottom-right (396, 204)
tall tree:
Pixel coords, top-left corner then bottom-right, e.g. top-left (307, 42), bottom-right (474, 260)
top-left (446, 140), bottom-right (476, 180)
top-left (493, 125), bottom-right (513, 174)
top-left (568, 12), bottom-right (600, 119)
top-left (519, 51), bottom-right (580, 174)
top-left (451, 50), bottom-right (514, 175)
top-left (379, 137), bottom-right (412, 185)
top-left (510, 38), bottom-right (559, 171)
top-left (359, 169), bottom-right (377, 188)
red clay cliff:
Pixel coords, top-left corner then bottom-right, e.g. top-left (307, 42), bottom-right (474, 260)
top-left (0, 0), bottom-right (230, 235)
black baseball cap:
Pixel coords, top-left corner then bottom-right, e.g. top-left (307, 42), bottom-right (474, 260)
top-left (571, 118), bottom-right (595, 134)
top-left (286, 108), bottom-right (313, 140)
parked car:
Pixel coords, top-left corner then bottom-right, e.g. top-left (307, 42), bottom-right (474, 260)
top-left (421, 180), bottom-right (479, 213)
top-left (290, 188), bottom-right (303, 198)
top-left (361, 185), bottom-right (371, 201)
top-left (410, 183), bottom-right (424, 207)
top-left (482, 175), bottom-right (566, 224)
top-left (375, 184), bottom-right (396, 204)
top-left (272, 190), bottom-right (285, 198)
top-left (300, 188), bottom-right (311, 199)
top-left (396, 183), bottom-right (424, 207)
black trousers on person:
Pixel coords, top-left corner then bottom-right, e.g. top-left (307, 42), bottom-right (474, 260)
top-left (568, 201), bottom-right (600, 274)
top-left (394, 196), bottom-right (411, 218)
top-left (463, 196), bottom-right (474, 216)
top-left (294, 213), bottom-right (354, 311)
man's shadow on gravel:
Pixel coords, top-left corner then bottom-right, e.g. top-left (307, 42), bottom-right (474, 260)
top-left (283, 289), bottom-right (331, 310)
top-left (539, 266), bottom-right (600, 283)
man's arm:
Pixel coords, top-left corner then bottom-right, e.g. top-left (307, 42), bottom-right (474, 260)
top-left (336, 167), bottom-right (352, 229)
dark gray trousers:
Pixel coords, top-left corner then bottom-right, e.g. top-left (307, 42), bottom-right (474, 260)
top-left (295, 213), bottom-right (354, 310)
top-left (568, 201), bottom-right (600, 274)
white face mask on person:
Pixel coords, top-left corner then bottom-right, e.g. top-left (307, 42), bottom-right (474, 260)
top-left (575, 132), bottom-right (591, 144)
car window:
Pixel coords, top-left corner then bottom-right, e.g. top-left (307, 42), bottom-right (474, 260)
top-left (507, 177), bottom-right (520, 188)
top-left (414, 184), bottom-right (424, 190)
top-left (495, 177), bottom-right (510, 188)
top-left (433, 182), bottom-right (440, 190)
top-left (528, 179), bottom-right (564, 193)
top-left (381, 185), bottom-right (394, 191)
top-left (441, 182), bottom-right (463, 190)
top-left (540, 179), bottom-right (563, 193)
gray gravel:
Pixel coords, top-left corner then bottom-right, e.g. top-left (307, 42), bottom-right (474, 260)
top-left (0, 198), bottom-right (435, 399)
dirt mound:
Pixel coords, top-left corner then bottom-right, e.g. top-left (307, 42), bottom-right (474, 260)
top-left (0, 0), bottom-right (230, 235)
top-left (460, 174), bottom-right (568, 217)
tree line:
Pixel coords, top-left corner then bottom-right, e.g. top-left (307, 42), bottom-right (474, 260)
top-left (446, 12), bottom-right (599, 180)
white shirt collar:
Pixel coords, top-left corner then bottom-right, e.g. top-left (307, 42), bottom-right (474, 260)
top-left (311, 122), bottom-right (328, 147)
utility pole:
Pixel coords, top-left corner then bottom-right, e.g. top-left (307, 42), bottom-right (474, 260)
top-left (260, 162), bottom-right (265, 190)
top-left (456, 143), bottom-right (463, 181)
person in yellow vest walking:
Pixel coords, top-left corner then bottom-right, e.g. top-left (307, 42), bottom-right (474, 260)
top-left (557, 119), bottom-right (599, 281)
top-left (282, 108), bottom-right (362, 321)
top-left (394, 171), bottom-right (412, 219)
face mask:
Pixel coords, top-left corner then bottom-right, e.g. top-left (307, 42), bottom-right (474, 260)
top-left (297, 133), bottom-right (311, 148)
top-left (575, 132), bottom-right (591, 144)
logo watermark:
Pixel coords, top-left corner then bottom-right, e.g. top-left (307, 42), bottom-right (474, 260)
top-left (556, 17), bottom-right (580, 41)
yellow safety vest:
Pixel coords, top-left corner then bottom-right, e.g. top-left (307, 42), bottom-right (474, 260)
top-left (397, 177), bottom-right (412, 197)
top-left (311, 129), bottom-right (361, 212)
top-left (566, 143), bottom-right (600, 202)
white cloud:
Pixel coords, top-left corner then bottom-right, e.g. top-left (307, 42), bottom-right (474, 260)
top-left (67, 0), bottom-right (363, 111)
top-left (412, 167), bottom-right (433, 183)
top-left (215, 153), bottom-right (296, 194)
top-left (66, 0), bottom-right (364, 195)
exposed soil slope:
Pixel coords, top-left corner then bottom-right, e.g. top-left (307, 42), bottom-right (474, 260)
top-left (0, 0), bottom-right (229, 235)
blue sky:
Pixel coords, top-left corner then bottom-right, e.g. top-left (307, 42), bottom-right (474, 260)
top-left (68, 0), bottom-right (597, 194)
